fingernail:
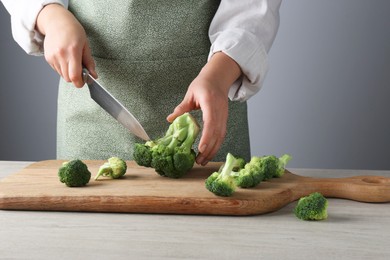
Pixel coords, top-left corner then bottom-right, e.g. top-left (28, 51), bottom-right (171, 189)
top-left (199, 144), bottom-right (207, 153)
top-left (197, 156), bottom-right (205, 165)
top-left (201, 160), bottom-right (209, 166)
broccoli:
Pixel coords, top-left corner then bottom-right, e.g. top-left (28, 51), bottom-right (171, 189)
top-left (259, 155), bottom-right (279, 181)
top-left (294, 192), bottom-right (328, 221)
top-left (233, 156), bottom-right (264, 188)
top-left (58, 159), bottom-right (91, 187)
top-left (133, 112), bottom-right (200, 178)
top-left (233, 157), bottom-right (246, 172)
top-left (259, 154), bottom-right (291, 180)
top-left (133, 143), bottom-right (153, 167)
top-left (273, 154), bottom-right (292, 178)
top-left (95, 157), bottom-right (127, 180)
top-left (217, 156), bottom-right (246, 173)
top-left (232, 154), bottom-right (292, 188)
top-left (205, 153), bottom-right (238, 197)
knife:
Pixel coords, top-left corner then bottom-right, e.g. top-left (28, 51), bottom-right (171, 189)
top-left (82, 68), bottom-right (150, 141)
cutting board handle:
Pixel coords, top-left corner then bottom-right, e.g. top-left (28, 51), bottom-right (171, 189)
top-left (293, 175), bottom-right (390, 202)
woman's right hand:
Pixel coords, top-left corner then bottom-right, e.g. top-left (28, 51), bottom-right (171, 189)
top-left (36, 4), bottom-right (97, 87)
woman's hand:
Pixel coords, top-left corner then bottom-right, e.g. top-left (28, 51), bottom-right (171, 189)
top-left (36, 4), bottom-right (97, 87)
top-left (167, 52), bottom-right (242, 165)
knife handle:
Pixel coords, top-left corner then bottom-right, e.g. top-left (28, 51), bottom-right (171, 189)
top-left (82, 67), bottom-right (90, 85)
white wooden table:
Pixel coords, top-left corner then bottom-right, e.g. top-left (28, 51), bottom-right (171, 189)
top-left (0, 161), bottom-right (389, 260)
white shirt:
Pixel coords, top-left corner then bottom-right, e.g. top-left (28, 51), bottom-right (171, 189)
top-left (1, 0), bottom-right (281, 101)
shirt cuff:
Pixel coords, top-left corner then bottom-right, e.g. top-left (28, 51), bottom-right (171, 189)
top-left (9, 0), bottom-right (65, 56)
top-left (208, 28), bottom-right (269, 102)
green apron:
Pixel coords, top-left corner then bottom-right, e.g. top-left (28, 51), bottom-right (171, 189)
top-left (57, 0), bottom-right (251, 162)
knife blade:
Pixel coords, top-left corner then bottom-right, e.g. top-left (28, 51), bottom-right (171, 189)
top-left (82, 68), bottom-right (150, 141)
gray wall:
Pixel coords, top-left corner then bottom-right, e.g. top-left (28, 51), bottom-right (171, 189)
top-left (0, 4), bottom-right (58, 161)
top-left (248, 0), bottom-right (390, 169)
top-left (1, 1), bottom-right (390, 169)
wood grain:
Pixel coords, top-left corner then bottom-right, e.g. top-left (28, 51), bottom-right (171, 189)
top-left (0, 160), bottom-right (389, 215)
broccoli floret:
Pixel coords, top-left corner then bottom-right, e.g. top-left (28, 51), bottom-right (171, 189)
top-left (58, 159), bottom-right (91, 187)
top-left (205, 153), bottom-right (238, 197)
top-left (274, 154), bottom-right (292, 178)
top-left (233, 157), bottom-right (246, 172)
top-left (233, 156), bottom-right (264, 188)
top-left (95, 157), bottom-right (127, 180)
top-left (259, 155), bottom-right (279, 180)
top-left (257, 154), bottom-right (291, 180)
top-left (205, 172), bottom-right (219, 192)
top-left (133, 143), bottom-right (153, 167)
top-left (294, 192), bottom-right (328, 221)
top-left (254, 154), bottom-right (292, 180)
top-left (232, 154), bottom-right (292, 188)
top-left (133, 112), bottom-right (200, 178)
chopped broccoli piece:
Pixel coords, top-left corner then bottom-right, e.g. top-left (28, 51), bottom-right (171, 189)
top-left (294, 192), bottom-right (328, 221)
top-left (233, 156), bottom-right (264, 188)
top-left (258, 154), bottom-right (292, 180)
top-left (274, 154), bottom-right (292, 178)
top-left (205, 172), bottom-right (219, 192)
top-left (133, 112), bottom-right (200, 178)
top-left (233, 157), bottom-right (246, 172)
top-left (232, 154), bottom-right (292, 188)
top-left (95, 157), bottom-right (127, 180)
top-left (205, 153), bottom-right (238, 197)
top-left (133, 143), bottom-right (153, 167)
top-left (58, 159), bottom-right (91, 187)
top-left (259, 155), bottom-right (279, 180)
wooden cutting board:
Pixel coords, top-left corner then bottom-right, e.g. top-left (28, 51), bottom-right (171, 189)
top-left (0, 160), bottom-right (389, 215)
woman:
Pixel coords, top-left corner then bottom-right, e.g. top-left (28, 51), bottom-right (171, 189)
top-left (2, 0), bottom-right (281, 165)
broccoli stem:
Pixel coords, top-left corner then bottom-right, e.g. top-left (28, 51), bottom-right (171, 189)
top-left (219, 153), bottom-right (237, 179)
top-left (94, 163), bottom-right (112, 180)
top-left (166, 127), bottom-right (187, 151)
top-left (178, 123), bottom-right (198, 153)
top-left (156, 134), bottom-right (173, 147)
top-left (152, 116), bottom-right (193, 150)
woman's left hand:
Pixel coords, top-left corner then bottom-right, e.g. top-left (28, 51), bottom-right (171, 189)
top-left (167, 52), bottom-right (242, 166)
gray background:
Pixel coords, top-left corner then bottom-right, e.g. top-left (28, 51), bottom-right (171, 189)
top-left (1, 0), bottom-right (389, 169)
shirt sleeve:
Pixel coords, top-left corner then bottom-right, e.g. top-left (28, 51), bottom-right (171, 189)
top-left (1, 0), bottom-right (67, 56)
top-left (209, 0), bottom-right (282, 102)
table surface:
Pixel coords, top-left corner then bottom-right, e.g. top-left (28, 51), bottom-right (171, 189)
top-left (1, 161), bottom-right (389, 260)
